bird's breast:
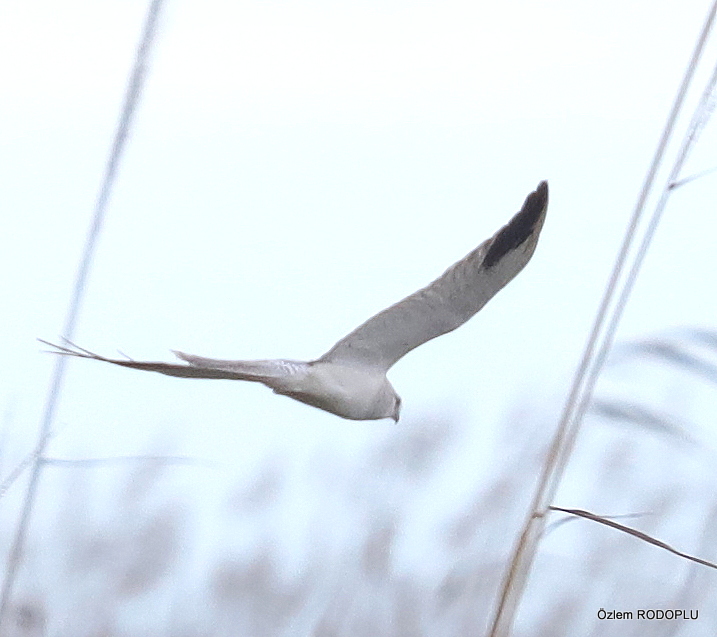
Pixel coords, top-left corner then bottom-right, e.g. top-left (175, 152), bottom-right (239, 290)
top-left (272, 362), bottom-right (390, 420)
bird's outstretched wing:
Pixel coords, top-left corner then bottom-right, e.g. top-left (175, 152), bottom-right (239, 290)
top-left (39, 340), bottom-right (307, 382)
top-left (318, 181), bottom-right (548, 371)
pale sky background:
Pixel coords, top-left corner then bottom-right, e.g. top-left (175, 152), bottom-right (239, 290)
top-left (1, 0), bottom-right (717, 630)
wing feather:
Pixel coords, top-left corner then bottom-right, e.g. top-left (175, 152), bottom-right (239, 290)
top-left (39, 340), bottom-right (304, 382)
top-left (318, 181), bottom-right (548, 370)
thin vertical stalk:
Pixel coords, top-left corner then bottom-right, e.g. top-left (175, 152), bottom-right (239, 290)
top-left (0, 0), bottom-right (166, 625)
top-left (489, 2), bottom-right (717, 634)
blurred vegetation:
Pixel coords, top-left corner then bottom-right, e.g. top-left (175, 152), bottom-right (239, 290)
top-left (1, 328), bottom-right (716, 636)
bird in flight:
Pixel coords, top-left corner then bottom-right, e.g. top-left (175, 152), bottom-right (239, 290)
top-left (43, 181), bottom-right (548, 422)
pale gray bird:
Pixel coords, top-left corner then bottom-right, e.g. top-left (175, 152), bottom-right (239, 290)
top-left (43, 181), bottom-right (548, 422)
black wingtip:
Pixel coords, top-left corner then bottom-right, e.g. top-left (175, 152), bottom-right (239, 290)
top-left (483, 181), bottom-right (548, 268)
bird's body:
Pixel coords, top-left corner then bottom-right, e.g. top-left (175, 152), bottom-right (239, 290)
top-left (273, 362), bottom-right (400, 421)
top-left (173, 352), bottom-right (399, 421)
top-left (43, 181), bottom-right (548, 422)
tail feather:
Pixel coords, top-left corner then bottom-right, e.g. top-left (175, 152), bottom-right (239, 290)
top-left (172, 351), bottom-right (307, 380)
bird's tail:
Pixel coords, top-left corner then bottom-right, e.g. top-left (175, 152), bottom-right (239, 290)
top-left (172, 351), bottom-right (308, 382)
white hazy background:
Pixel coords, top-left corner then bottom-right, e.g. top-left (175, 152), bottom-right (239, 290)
top-left (2, 0), bottom-right (717, 632)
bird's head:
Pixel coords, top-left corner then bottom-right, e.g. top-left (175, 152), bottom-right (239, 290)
top-left (375, 379), bottom-right (401, 423)
top-left (391, 394), bottom-right (401, 423)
